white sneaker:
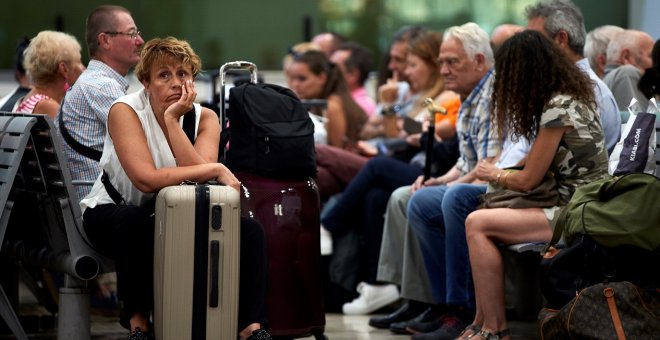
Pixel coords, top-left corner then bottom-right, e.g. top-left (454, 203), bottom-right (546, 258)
top-left (320, 225), bottom-right (333, 256)
top-left (342, 282), bottom-right (399, 315)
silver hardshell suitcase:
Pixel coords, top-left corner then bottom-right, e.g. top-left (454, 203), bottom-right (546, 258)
top-left (153, 184), bottom-right (240, 340)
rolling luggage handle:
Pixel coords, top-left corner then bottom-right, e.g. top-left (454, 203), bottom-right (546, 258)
top-left (218, 61), bottom-right (258, 121)
top-left (218, 61), bottom-right (259, 159)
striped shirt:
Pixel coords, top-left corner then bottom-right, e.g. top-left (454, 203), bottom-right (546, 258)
top-left (455, 69), bottom-right (502, 175)
top-left (55, 60), bottom-right (130, 201)
top-left (16, 94), bottom-right (50, 114)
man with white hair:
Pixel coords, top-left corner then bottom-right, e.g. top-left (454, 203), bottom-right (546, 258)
top-left (585, 25), bottom-right (624, 78)
top-left (367, 23), bottom-right (505, 339)
top-left (526, 0), bottom-right (621, 155)
top-left (603, 29), bottom-right (655, 111)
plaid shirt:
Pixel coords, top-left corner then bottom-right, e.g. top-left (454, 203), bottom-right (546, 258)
top-left (55, 60), bottom-right (130, 201)
top-left (455, 69), bottom-right (502, 175)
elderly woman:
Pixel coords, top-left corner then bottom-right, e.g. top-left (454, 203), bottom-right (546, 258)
top-left (460, 30), bottom-right (609, 340)
top-left (17, 30), bottom-right (85, 117)
top-left (80, 37), bottom-right (271, 340)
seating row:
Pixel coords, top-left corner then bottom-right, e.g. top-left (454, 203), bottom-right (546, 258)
top-left (0, 112), bottom-right (113, 340)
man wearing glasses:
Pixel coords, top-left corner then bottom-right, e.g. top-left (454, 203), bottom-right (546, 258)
top-left (55, 6), bottom-right (143, 329)
top-left (57, 5), bottom-right (144, 202)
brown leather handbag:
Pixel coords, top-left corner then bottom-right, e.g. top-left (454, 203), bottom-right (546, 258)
top-left (540, 281), bottom-right (660, 340)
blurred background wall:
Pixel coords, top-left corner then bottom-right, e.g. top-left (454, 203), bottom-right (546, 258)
top-left (0, 0), bottom-right (649, 73)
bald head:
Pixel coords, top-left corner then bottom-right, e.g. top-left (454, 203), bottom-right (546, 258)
top-left (490, 24), bottom-right (525, 52)
top-left (584, 25), bottom-right (624, 77)
top-left (606, 29), bottom-right (654, 71)
top-left (311, 32), bottom-right (346, 57)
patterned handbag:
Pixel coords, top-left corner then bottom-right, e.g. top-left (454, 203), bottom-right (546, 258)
top-left (540, 281), bottom-right (660, 339)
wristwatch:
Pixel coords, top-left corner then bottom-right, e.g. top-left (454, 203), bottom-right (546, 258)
top-left (382, 104), bottom-right (401, 116)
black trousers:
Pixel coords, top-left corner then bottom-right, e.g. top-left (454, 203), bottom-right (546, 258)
top-left (83, 204), bottom-right (268, 331)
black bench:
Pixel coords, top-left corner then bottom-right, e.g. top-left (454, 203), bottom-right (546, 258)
top-left (0, 112), bottom-right (114, 339)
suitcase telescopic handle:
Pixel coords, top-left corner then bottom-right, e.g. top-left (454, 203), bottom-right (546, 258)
top-left (218, 61), bottom-right (259, 121)
top-left (219, 61), bottom-right (258, 86)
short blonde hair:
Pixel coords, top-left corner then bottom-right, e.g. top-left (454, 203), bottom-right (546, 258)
top-left (135, 37), bottom-right (202, 83)
top-left (23, 30), bottom-right (81, 86)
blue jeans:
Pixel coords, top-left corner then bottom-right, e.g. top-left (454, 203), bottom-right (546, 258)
top-left (321, 156), bottom-right (422, 283)
top-left (407, 183), bottom-right (486, 311)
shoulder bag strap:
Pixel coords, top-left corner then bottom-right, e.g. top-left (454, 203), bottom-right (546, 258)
top-left (58, 95), bottom-right (103, 161)
top-left (101, 171), bottom-right (124, 205)
top-left (542, 206), bottom-right (569, 255)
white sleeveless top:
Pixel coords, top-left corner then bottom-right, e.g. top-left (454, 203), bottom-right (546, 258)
top-left (80, 88), bottom-right (201, 213)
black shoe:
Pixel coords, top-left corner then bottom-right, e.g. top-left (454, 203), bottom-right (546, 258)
top-left (406, 305), bottom-right (450, 334)
top-left (368, 300), bottom-right (430, 329)
top-left (411, 314), bottom-right (470, 340)
top-left (389, 305), bottom-right (444, 334)
top-left (246, 328), bottom-right (272, 340)
top-left (127, 327), bottom-right (154, 340)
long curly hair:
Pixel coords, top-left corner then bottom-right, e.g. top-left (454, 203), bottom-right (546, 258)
top-left (492, 30), bottom-right (595, 141)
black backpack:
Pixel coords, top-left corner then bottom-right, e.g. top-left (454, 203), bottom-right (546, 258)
top-left (224, 83), bottom-right (316, 179)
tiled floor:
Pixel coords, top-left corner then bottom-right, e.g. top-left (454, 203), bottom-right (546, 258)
top-left (3, 267), bottom-right (539, 339)
top-left (2, 310), bottom-right (538, 339)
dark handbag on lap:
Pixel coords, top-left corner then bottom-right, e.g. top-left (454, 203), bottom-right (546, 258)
top-left (478, 169), bottom-right (559, 209)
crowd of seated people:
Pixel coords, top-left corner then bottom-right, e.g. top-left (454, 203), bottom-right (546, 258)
top-left (281, 0), bottom-right (658, 340)
top-left (2, 0), bottom-right (659, 339)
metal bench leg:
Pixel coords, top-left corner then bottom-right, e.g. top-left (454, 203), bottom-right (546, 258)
top-left (57, 275), bottom-right (90, 340)
top-left (0, 284), bottom-right (28, 340)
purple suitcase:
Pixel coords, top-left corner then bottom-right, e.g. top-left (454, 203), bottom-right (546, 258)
top-left (238, 173), bottom-right (325, 339)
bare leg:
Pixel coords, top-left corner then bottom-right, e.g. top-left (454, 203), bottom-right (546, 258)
top-left (465, 208), bottom-right (552, 338)
top-left (239, 322), bottom-right (262, 339)
top-left (129, 312), bottom-right (150, 332)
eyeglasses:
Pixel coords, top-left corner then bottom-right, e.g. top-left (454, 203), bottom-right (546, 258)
top-left (104, 30), bottom-right (141, 40)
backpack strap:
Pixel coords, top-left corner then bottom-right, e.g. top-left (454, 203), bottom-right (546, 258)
top-left (182, 107), bottom-right (197, 145)
top-left (58, 95), bottom-right (103, 161)
top-left (0, 86), bottom-right (30, 112)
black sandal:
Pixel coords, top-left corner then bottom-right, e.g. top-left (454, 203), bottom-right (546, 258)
top-left (477, 328), bottom-right (510, 340)
top-left (245, 328), bottom-right (272, 340)
top-left (127, 327), bottom-right (154, 340)
top-left (457, 324), bottom-right (482, 339)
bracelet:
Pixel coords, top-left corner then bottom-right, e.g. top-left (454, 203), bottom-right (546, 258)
top-left (502, 171), bottom-right (511, 187)
top-left (495, 171), bottom-right (503, 184)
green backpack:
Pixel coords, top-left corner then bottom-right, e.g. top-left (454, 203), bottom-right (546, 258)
top-left (548, 173), bottom-right (660, 252)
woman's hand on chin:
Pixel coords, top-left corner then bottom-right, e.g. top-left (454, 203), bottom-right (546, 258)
top-left (164, 80), bottom-right (196, 120)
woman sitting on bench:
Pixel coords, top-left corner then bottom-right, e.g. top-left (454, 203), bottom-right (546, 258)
top-left (460, 30), bottom-right (610, 340)
top-left (80, 37), bottom-right (271, 340)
